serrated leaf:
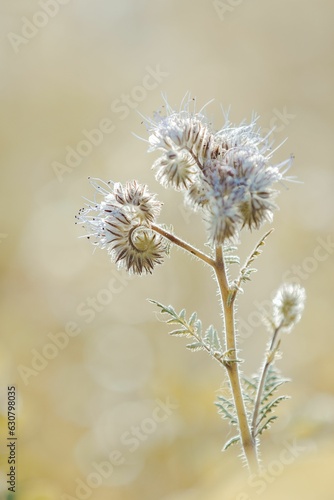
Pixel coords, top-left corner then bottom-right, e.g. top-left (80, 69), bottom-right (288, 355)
top-left (186, 342), bottom-right (204, 351)
top-left (204, 325), bottom-right (222, 352)
top-left (232, 230), bottom-right (274, 295)
top-left (166, 317), bottom-right (183, 325)
top-left (194, 319), bottom-right (202, 337)
top-left (179, 308), bottom-right (186, 321)
top-left (262, 379), bottom-right (290, 403)
top-left (260, 395), bottom-right (290, 414)
top-left (223, 244), bottom-right (238, 253)
top-left (159, 224), bottom-right (174, 256)
top-left (169, 328), bottom-right (190, 336)
top-left (215, 395), bottom-right (238, 425)
top-left (257, 396), bottom-right (290, 426)
top-left (223, 435), bottom-right (240, 451)
top-left (216, 395), bottom-right (235, 408)
top-left (215, 402), bottom-right (238, 426)
top-left (149, 300), bottom-right (175, 316)
top-left (257, 415), bottom-right (278, 436)
top-left (189, 311), bottom-right (197, 326)
top-left (224, 255), bottom-right (240, 265)
top-left (243, 376), bottom-right (258, 391)
top-left (241, 268), bottom-right (257, 279)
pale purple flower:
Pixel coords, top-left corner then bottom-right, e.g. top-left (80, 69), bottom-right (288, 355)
top-left (145, 96), bottom-right (292, 245)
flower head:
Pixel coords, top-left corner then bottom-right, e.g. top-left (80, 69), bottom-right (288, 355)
top-left (272, 283), bottom-right (306, 331)
top-left (145, 96), bottom-right (292, 245)
top-left (152, 149), bottom-right (196, 190)
top-left (76, 178), bottom-right (167, 274)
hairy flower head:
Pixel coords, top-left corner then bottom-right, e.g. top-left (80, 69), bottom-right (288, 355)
top-left (145, 95), bottom-right (293, 245)
top-left (76, 178), bottom-right (167, 274)
top-left (272, 283), bottom-right (306, 331)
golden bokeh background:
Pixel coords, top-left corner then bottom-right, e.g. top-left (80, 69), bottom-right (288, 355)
top-left (1, 0), bottom-right (334, 499)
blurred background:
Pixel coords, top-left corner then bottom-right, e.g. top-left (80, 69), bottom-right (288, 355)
top-left (1, 0), bottom-right (334, 498)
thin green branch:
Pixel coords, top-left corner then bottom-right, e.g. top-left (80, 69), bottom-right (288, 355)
top-left (230, 229), bottom-right (274, 303)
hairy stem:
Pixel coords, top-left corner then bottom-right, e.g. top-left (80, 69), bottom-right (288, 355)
top-left (214, 246), bottom-right (259, 473)
top-left (151, 223), bottom-right (215, 267)
top-left (251, 326), bottom-right (282, 438)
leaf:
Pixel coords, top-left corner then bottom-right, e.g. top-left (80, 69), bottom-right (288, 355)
top-left (189, 311), bottom-right (198, 326)
top-left (149, 300), bottom-right (175, 316)
top-left (251, 365), bottom-right (291, 437)
top-left (256, 396), bottom-right (290, 431)
top-left (224, 255), bottom-right (240, 265)
top-left (223, 244), bottom-right (238, 253)
top-left (169, 329), bottom-right (191, 337)
top-left (257, 415), bottom-right (278, 436)
top-left (204, 325), bottom-right (222, 352)
top-left (215, 396), bottom-right (238, 426)
top-left (166, 317), bottom-right (183, 325)
top-left (262, 377), bottom-right (290, 403)
top-left (240, 267), bottom-right (257, 282)
top-left (158, 223), bottom-right (174, 256)
top-left (150, 299), bottom-right (223, 360)
top-left (216, 395), bottom-right (235, 410)
top-left (260, 395), bottom-right (290, 416)
top-left (215, 402), bottom-right (238, 426)
top-left (222, 244), bottom-right (240, 265)
top-left (243, 376), bottom-right (258, 391)
top-left (194, 319), bottom-right (203, 338)
top-left (223, 435), bottom-right (240, 451)
top-left (186, 342), bottom-right (204, 351)
top-left (232, 229), bottom-right (274, 295)
top-left (179, 308), bottom-right (186, 321)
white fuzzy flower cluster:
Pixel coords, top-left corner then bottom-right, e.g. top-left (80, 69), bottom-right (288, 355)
top-left (272, 283), bottom-right (306, 332)
top-left (146, 97), bottom-right (292, 245)
top-left (76, 178), bottom-right (167, 274)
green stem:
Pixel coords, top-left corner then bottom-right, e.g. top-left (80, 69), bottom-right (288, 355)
top-left (214, 246), bottom-right (259, 474)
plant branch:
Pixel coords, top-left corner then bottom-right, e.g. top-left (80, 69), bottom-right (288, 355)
top-left (214, 246), bottom-right (259, 473)
top-left (230, 229), bottom-right (274, 303)
top-left (151, 223), bottom-right (215, 267)
top-left (251, 325), bottom-right (282, 438)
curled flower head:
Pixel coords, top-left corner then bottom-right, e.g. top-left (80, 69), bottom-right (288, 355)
top-left (76, 178), bottom-right (167, 274)
top-left (272, 283), bottom-right (306, 331)
top-left (145, 95), bottom-right (293, 246)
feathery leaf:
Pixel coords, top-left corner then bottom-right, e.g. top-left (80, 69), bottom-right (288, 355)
top-left (223, 435), bottom-right (240, 451)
